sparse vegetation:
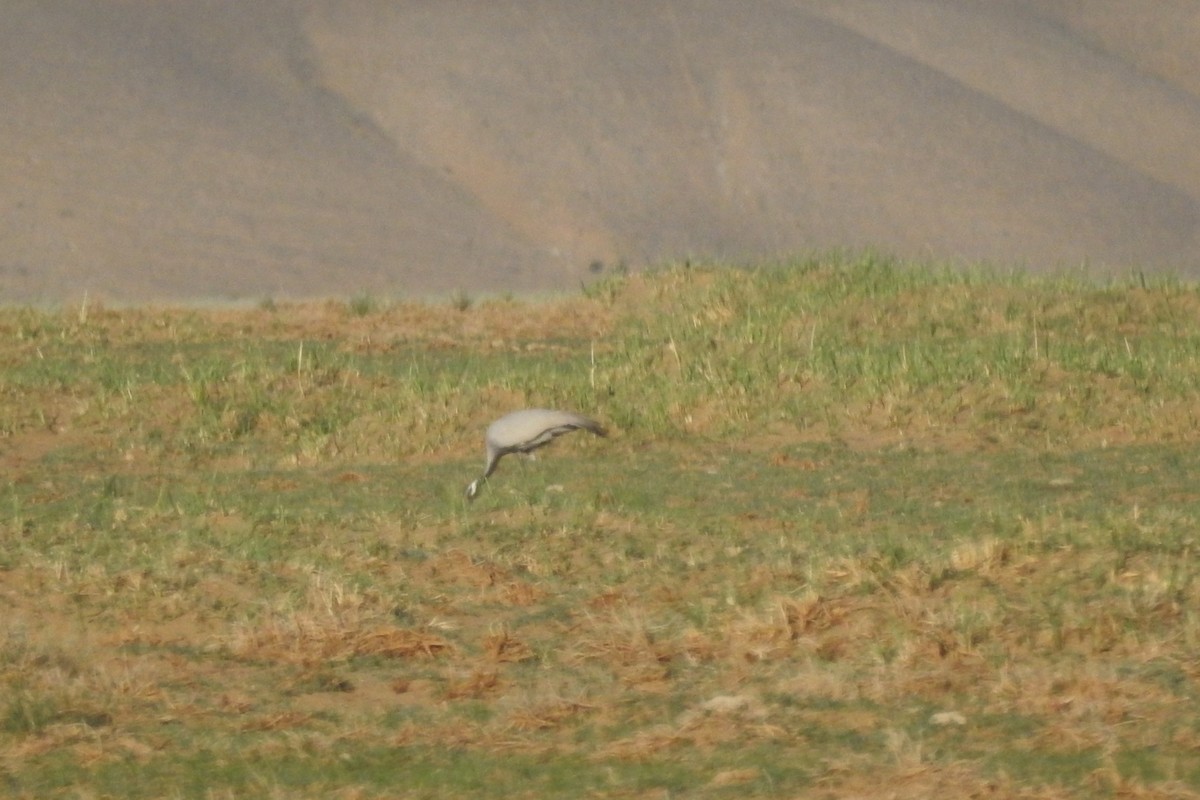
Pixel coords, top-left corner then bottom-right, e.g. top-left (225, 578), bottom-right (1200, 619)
top-left (348, 292), bottom-right (380, 317)
top-left (2, 253), bottom-right (1199, 798)
top-left (450, 288), bottom-right (473, 312)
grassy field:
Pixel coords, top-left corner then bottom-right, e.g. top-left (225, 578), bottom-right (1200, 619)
top-left (2, 254), bottom-right (1199, 798)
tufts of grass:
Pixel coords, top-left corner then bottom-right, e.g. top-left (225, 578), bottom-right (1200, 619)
top-left (347, 292), bottom-right (380, 317)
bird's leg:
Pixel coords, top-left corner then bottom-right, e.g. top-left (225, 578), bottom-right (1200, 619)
top-left (516, 452), bottom-right (538, 478)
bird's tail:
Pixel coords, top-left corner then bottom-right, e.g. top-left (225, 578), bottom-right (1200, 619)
top-left (577, 417), bottom-right (607, 437)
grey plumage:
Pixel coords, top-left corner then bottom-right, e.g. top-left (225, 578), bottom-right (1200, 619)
top-left (465, 408), bottom-right (606, 500)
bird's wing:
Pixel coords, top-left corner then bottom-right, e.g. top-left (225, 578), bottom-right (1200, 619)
top-left (486, 409), bottom-right (605, 453)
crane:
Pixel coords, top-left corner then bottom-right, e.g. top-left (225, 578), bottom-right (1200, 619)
top-left (465, 409), bottom-right (606, 501)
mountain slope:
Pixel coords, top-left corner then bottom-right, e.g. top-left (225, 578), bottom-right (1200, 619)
top-left (2, 0), bottom-right (1197, 303)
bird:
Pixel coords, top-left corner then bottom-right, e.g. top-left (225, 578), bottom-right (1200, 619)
top-left (465, 408), bottom-right (607, 501)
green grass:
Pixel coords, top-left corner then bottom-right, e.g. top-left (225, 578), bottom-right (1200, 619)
top-left (2, 253), bottom-right (1200, 798)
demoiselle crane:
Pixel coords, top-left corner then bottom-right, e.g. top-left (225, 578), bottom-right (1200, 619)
top-left (465, 409), bottom-right (606, 501)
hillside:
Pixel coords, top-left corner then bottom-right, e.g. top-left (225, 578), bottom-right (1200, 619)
top-left (2, 1), bottom-right (1198, 303)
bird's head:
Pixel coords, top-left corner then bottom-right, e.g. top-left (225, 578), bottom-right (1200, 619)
top-left (465, 479), bottom-right (482, 501)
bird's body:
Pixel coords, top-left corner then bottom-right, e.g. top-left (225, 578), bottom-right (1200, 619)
top-left (465, 408), bottom-right (606, 500)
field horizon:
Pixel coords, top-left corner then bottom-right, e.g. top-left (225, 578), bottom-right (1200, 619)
top-left (3, 254), bottom-right (1200, 798)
